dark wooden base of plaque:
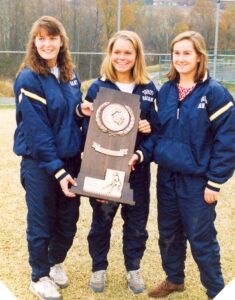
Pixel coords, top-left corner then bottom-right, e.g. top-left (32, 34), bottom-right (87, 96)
top-left (70, 175), bottom-right (135, 206)
top-left (70, 87), bottom-right (140, 206)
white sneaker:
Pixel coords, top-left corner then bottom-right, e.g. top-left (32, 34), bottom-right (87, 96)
top-left (49, 264), bottom-right (69, 288)
top-left (30, 276), bottom-right (62, 300)
top-left (89, 270), bottom-right (106, 292)
top-left (127, 269), bottom-right (145, 294)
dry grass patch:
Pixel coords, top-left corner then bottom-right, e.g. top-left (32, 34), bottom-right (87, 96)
top-left (0, 108), bottom-right (234, 300)
top-left (0, 80), bottom-right (14, 97)
top-left (81, 79), bottom-right (95, 96)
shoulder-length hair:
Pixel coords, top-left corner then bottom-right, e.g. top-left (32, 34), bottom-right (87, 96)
top-left (100, 30), bottom-right (150, 85)
top-left (167, 31), bottom-right (208, 82)
top-left (18, 16), bottom-right (74, 82)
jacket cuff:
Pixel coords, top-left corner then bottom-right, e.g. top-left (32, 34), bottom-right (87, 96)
top-left (136, 150), bottom-right (144, 163)
top-left (76, 104), bottom-right (86, 118)
top-left (206, 180), bottom-right (221, 192)
top-left (54, 168), bottom-right (68, 181)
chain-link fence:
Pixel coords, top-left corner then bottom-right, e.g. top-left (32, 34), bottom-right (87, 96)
top-left (0, 51), bottom-right (235, 86)
top-left (152, 54), bottom-right (235, 83)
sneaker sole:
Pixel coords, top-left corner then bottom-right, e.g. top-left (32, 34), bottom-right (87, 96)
top-left (89, 284), bottom-right (105, 293)
top-left (52, 281), bottom-right (69, 289)
top-left (128, 284), bottom-right (145, 294)
top-left (30, 285), bottom-right (63, 300)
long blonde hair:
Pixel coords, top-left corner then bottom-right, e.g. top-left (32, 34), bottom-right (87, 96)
top-left (18, 16), bottom-right (74, 82)
top-left (100, 30), bottom-right (150, 85)
top-left (167, 31), bottom-right (208, 82)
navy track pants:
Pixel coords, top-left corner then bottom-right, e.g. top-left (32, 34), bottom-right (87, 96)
top-left (88, 163), bottom-right (150, 272)
top-left (20, 156), bottom-right (81, 282)
top-left (157, 166), bottom-right (224, 298)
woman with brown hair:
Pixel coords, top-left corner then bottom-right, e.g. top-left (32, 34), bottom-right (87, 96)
top-left (130, 31), bottom-right (235, 299)
top-left (13, 16), bottom-right (85, 300)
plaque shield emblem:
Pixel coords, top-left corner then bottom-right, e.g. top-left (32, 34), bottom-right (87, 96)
top-left (96, 102), bottom-right (135, 136)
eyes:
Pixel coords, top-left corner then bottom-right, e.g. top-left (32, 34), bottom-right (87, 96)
top-left (173, 50), bottom-right (192, 56)
top-left (36, 36), bottom-right (60, 42)
top-left (112, 50), bottom-right (134, 56)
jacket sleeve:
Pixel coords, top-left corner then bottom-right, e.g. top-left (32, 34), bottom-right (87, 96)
top-left (206, 84), bottom-right (235, 191)
top-left (135, 97), bottom-right (160, 164)
top-left (14, 71), bottom-right (67, 180)
top-left (74, 73), bottom-right (84, 125)
top-left (82, 81), bottom-right (100, 137)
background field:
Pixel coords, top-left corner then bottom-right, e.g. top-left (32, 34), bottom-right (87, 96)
top-left (0, 108), bottom-right (234, 300)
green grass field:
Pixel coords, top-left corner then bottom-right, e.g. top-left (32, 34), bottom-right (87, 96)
top-left (0, 108), bottom-right (234, 300)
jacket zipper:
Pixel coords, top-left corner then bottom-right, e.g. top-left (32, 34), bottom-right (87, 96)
top-left (177, 101), bottom-right (182, 120)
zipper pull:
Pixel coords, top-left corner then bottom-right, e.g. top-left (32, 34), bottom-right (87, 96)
top-left (177, 100), bottom-right (182, 120)
top-left (177, 107), bottom-right (180, 119)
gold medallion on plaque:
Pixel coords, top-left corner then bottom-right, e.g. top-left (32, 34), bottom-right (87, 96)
top-left (96, 102), bottom-right (135, 136)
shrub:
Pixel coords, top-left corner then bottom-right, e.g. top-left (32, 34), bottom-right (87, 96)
top-left (0, 80), bottom-right (14, 97)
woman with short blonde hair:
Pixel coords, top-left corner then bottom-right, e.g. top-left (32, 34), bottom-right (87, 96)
top-left (167, 31), bottom-right (208, 82)
top-left (130, 30), bottom-right (235, 300)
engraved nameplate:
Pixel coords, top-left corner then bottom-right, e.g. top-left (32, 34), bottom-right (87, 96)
top-left (83, 169), bottom-right (125, 199)
top-left (92, 142), bottom-right (128, 157)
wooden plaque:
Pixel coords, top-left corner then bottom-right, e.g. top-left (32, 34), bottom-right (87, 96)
top-left (71, 87), bottom-right (140, 205)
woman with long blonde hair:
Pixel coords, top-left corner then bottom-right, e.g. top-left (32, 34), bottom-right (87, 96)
top-left (84, 30), bottom-right (158, 294)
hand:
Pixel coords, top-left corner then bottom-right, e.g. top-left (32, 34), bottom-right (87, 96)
top-left (60, 174), bottom-right (77, 197)
top-left (204, 187), bottom-right (219, 204)
top-left (128, 154), bottom-right (139, 171)
top-left (80, 101), bottom-right (93, 116)
top-left (138, 119), bottom-right (151, 134)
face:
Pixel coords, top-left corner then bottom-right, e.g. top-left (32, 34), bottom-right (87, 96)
top-left (111, 38), bottom-right (137, 80)
top-left (34, 28), bottom-right (63, 68)
top-left (172, 39), bottom-right (200, 80)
